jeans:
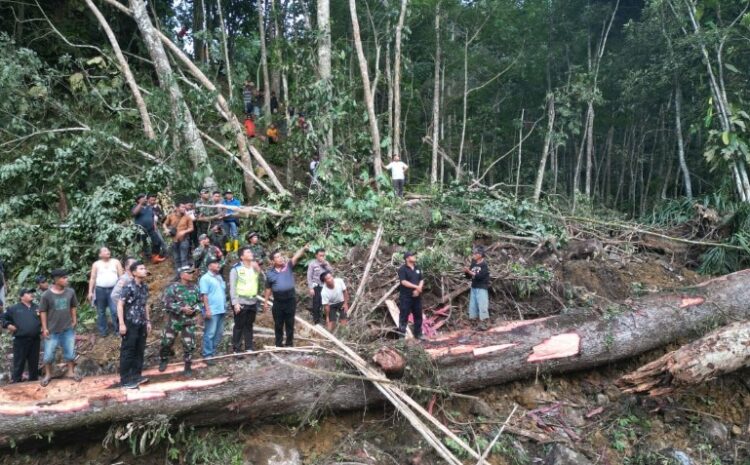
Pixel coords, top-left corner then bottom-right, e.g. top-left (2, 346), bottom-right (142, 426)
top-left (120, 321), bottom-right (147, 384)
top-left (393, 179), bottom-right (405, 197)
top-left (12, 336), bottom-right (40, 382)
top-left (224, 221), bottom-right (238, 239)
top-left (398, 295), bottom-right (423, 338)
top-left (202, 312), bottom-right (226, 357)
top-left (43, 327), bottom-right (76, 364)
top-left (244, 101), bottom-right (254, 114)
top-left (139, 226), bottom-right (165, 258)
top-left (232, 303), bottom-right (257, 352)
top-left (95, 286), bottom-right (117, 336)
top-left (172, 239), bottom-right (190, 270)
top-left (272, 295), bottom-right (296, 347)
top-left (469, 288), bottom-right (490, 320)
top-left (310, 286), bottom-right (323, 324)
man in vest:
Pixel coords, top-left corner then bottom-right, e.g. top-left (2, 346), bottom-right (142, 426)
top-left (159, 266), bottom-right (201, 375)
top-left (229, 247), bottom-right (262, 353)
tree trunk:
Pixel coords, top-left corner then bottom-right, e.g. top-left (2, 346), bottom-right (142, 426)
top-left (430, 4), bottom-right (441, 185)
top-left (3, 270), bottom-right (750, 444)
top-left (258, 0), bottom-right (271, 115)
top-left (128, 0), bottom-right (216, 190)
top-left (674, 84), bottom-right (692, 199)
top-left (349, 0), bottom-right (383, 177)
top-left (618, 320), bottom-right (750, 396)
top-left (533, 94), bottom-right (555, 203)
top-left (514, 108), bottom-right (524, 197)
top-left (393, 0), bottom-right (408, 160)
top-left (193, 0), bottom-right (205, 63)
top-left (85, 0), bottom-right (156, 140)
top-left (217, 0), bottom-right (232, 100)
top-left (584, 101), bottom-right (595, 198)
top-left (317, 0), bottom-right (333, 157)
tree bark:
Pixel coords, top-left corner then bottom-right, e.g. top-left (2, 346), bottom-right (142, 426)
top-left (618, 320), bottom-right (750, 396)
top-left (258, 0), bottom-right (272, 115)
top-left (193, 0), bottom-right (205, 63)
top-left (217, 0), bottom-right (233, 100)
top-left (533, 94), bottom-right (555, 203)
top-left (317, 0), bottom-right (333, 157)
top-left (393, 0), bottom-right (408, 160)
top-left (430, 4), bottom-right (441, 185)
top-left (349, 0), bottom-right (383, 177)
top-left (85, 0), bottom-right (155, 140)
top-left (128, 0), bottom-right (217, 190)
top-left (674, 84), bottom-right (692, 199)
top-left (3, 270), bottom-right (750, 444)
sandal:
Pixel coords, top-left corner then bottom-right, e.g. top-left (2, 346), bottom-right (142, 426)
top-left (40, 377), bottom-right (51, 387)
top-left (72, 372), bottom-right (82, 382)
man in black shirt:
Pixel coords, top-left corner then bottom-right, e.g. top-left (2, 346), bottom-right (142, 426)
top-left (132, 194), bottom-right (167, 264)
top-left (2, 289), bottom-right (41, 382)
top-left (397, 251), bottom-right (424, 339)
top-left (117, 261), bottom-right (152, 389)
top-left (464, 246), bottom-right (490, 322)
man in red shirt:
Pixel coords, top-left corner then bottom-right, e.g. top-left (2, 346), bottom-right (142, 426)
top-left (244, 115), bottom-right (256, 138)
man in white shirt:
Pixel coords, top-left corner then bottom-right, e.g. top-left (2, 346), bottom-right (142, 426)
top-left (87, 247), bottom-right (124, 337)
top-left (320, 271), bottom-right (349, 331)
top-left (384, 154), bottom-right (408, 197)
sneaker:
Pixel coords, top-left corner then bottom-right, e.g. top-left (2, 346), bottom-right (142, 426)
top-left (158, 360), bottom-right (168, 372)
top-left (136, 376), bottom-right (149, 386)
top-left (122, 381), bottom-right (139, 390)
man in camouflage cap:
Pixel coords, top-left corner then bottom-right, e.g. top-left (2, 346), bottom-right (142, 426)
top-left (159, 266), bottom-right (201, 376)
top-left (192, 234), bottom-right (224, 275)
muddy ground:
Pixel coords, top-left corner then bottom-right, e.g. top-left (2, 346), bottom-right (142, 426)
top-left (1, 247), bottom-right (749, 465)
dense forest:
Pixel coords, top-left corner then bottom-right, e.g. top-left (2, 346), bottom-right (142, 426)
top-left (2, 0), bottom-right (750, 464)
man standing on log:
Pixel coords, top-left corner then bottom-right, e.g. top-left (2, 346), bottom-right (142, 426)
top-left (200, 259), bottom-right (227, 363)
top-left (87, 247), bottom-right (124, 337)
top-left (229, 247), bottom-right (262, 353)
top-left (39, 269), bottom-right (81, 387)
top-left (397, 252), bottom-right (424, 339)
top-left (320, 271), bottom-right (349, 331)
top-left (163, 203), bottom-right (194, 275)
top-left (222, 190), bottom-right (241, 252)
top-left (307, 248), bottom-right (332, 325)
top-left (193, 234), bottom-right (224, 275)
top-left (464, 246), bottom-right (490, 324)
top-left (117, 262), bottom-right (151, 389)
top-left (195, 189), bottom-right (213, 239)
top-left (159, 266), bottom-right (201, 375)
top-left (132, 194), bottom-right (166, 264)
top-left (263, 245), bottom-right (309, 347)
top-left (2, 289), bottom-right (41, 383)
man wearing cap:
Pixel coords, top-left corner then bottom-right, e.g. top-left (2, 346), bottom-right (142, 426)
top-left (132, 194), bottom-right (167, 264)
top-left (306, 248), bottom-right (333, 325)
top-left (320, 271), bottom-right (349, 331)
top-left (2, 289), bottom-right (41, 383)
top-left (229, 247), bottom-right (262, 353)
top-left (117, 261), bottom-right (151, 389)
top-left (246, 232), bottom-right (266, 265)
top-left (263, 245), bottom-right (309, 347)
top-left (159, 266), bottom-right (201, 375)
top-left (195, 189), bottom-right (213, 239)
top-left (87, 247), bottom-right (124, 337)
top-left (39, 269), bottom-right (81, 387)
top-left (34, 275), bottom-right (49, 304)
top-left (464, 247), bottom-right (491, 323)
top-left (193, 234), bottom-right (224, 275)
top-left (397, 252), bottom-right (424, 339)
top-left (199, 259), bottom-right (227, 362)
top-left (222, 190), bottom-right (241, 252)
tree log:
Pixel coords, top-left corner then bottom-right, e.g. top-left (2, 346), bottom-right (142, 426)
top-left (2, 270), bottom-right (750, 446)
top-left (617, 320), bottom-right (750, 396)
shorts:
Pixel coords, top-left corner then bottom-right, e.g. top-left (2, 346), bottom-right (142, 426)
top-left (327, 302), bottom-right (347, 322)
top-left (43, 327), bottom-right (76, 364)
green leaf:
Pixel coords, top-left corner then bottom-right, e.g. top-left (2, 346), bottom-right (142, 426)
top-left (725, 63), bottom-right (740, 74)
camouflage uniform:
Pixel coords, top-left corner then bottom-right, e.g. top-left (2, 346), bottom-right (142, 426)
top-left (192, 244), bottom-right (224, 275)
top-left (248, 243), bottom-right (266, 265)
top-left (160, 282), bottom-right (201, 363)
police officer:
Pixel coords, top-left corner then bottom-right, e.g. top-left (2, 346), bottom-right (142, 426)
top-left (159, 266), bottom-right (201, 375)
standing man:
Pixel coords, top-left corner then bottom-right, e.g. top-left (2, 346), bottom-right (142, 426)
top-left (195, 189), bottom-right (213, 239)
top-left (87, 247), bottom-right (124, 337)
top-left (384, 155), bottom-right (409, 198)
top-left (309, 153), bottom-right (321, 187)
top-left (270, 91), bottom-right (279, 114)
top-left (397, 252), bottom-right (424, 339)
top-left (111, 258), bottom-right (136, 304)
top-left (463, 246), bottom-right (490, 323)
top-left (132, 194), bottom-right (167, 263)
top-left (209, 191), bottom-right (224, 228)
top-left (199, 259), bottom-right (227, 362)
top-left (229, 247), bottom-right (262, 353)
top-left (34, 275), bottom-right (49, 304)
top-left (159, 266), bottom-right (201, 375)
top-left (163, 203), bottom-right (194, 272)
top-left (243, 80), bottom-right (254, 115)
top-left (2, 289), bottom-right (41, 383)
top-left (117, 261), bottom-right (151, 389)
top-left (222, 190), bottom-right (241, 252)
top-left (244, 115), bottom-right (256, 138)
top-left (320, 271), bottom-right (349, 331)
top-left (193, 234), bottom-right (224, 275)
top-left (246, 232), bottom-right (266, 265)
top-left (39, 269), bottom-right (80, 387)
top-left (306, 248), bottom-right (332, 325)
top-left (263, 245), bottom-right (309, 347)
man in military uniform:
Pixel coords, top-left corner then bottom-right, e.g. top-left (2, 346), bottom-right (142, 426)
top-left (246, 232), bottom-right (266, 265)
top-left (192, 234), bottom-right (224, 275)
top-left (159, 266), bottom-right (201, 375)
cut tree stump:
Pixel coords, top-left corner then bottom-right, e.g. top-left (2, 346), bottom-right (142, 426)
top-left (2, 270), bottom-right (750, 446)
top-left (617, 319), bottom-right (750, 396)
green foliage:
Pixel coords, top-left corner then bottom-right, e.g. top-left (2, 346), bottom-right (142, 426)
top-left (509, 263), bottom-right (554, 298)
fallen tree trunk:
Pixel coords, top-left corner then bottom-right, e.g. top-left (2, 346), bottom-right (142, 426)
top-left (2, 270), bottom-right (750, 446)
top-left (617, 319), bottom-right (750, 396)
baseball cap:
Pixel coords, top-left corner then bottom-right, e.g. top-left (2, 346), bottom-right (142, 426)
top-left (198, 234), bottom-right (209, 241)
top-left (200, 188), bottom-right (210, 194)
top-left (403, 251), bottom-right (415, 260)
top-left (223, 190), bottom-right (233, 195)
top-left (206, 258), bottom-right (222, 265)
top-left (247, 232), bottom-right (259, 239)
top-left (177, 266), bottom-right (195, 274)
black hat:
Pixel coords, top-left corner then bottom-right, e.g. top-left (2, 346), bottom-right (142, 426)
top-left (403, 251), bottom-right (415, 260)
top-left (223, 190), bottom-right (233, 195)
top-left (50, 269), bottom-right (68, 279)
top-left (206, 258), bottom-right (222, 266)
top-left (18, 288), bottom-right (34, 297)
top-left (35, 275), bottom-right (47, 284)
top-left (177, 266), bottom-right (195, 275)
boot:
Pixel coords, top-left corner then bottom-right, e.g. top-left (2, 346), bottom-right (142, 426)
top-left (158, 359), bottom-right (168, 372)
top-left (183, 361), bottom-right (192, 377)
top-left (233, 239), bottom-right (239, 252)
top-left (225, 241), bottom-right (232, 253)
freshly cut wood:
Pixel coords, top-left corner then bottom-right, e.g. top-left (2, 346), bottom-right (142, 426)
top-left (385, 299), bottom-right (412, 338)
top-left (2, 270), bottom-right (750, 445)
top-left (618, 320), bottom-right (750, 396)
